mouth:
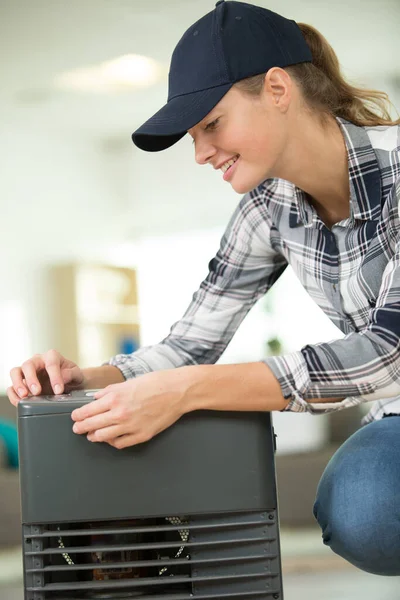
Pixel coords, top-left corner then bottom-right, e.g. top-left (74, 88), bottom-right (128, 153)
top-left (221, 155), bottom-right (240, 181)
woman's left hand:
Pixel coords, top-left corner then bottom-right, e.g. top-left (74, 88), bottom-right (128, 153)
top-left (71, 368), bottom-right (192, 449)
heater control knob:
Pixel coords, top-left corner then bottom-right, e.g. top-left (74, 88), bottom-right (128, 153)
top-left (54, 394), bottom-right (73, 401)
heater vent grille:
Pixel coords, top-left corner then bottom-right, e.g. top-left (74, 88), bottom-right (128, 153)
top-left (22, 510), bottom-right (282, 599)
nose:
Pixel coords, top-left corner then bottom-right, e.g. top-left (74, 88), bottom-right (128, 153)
top-left (194, 137), bottom-right (217, 166)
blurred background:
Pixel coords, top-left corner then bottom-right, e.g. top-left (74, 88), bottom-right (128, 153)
top-left (0, 0), bottom-right (399, 598)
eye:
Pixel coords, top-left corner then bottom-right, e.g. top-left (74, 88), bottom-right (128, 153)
top-left (191, 117), bottom-right (220, 144)
top-left (205, 118), bottom-right (220, 131)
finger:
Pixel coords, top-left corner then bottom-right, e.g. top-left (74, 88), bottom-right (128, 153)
top-left (19, 357), bottom-right (45, 396)
top-left (43, 350), bottom-right (64, 394)
top-left (108, 432), bottom-right (151, 449)
top-left (87, 424), bottom-right (125, 443)
top-left (71, 395), bottom-right (113, 422)
top-left (7, 386), bottom-right (22, 407)
top-left (73, 411), bottom-right (117, 435)
top-left (9, 367), bottom-right (29, 398)
top-left (94, 383), bottom-right (121, 399)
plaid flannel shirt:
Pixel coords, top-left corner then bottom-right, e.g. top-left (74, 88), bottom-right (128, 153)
top-left (108, 118), bottom-right (400, 424)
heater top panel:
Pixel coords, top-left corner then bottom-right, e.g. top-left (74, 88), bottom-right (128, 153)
top-left (18, 390), bottom-right (99, 416)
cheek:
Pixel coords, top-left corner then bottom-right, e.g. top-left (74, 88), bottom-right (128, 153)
top-left (232, 132), bottom-right (283, 192)
top-left (246, 122), bottom-right (286, 168)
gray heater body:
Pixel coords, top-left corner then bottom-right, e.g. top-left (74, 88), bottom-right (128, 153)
top-left (18, 392), bottom-right (284, 599)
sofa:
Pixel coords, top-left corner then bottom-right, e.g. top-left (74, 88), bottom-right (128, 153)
top-left (0, 396), bottom-right (20, 548)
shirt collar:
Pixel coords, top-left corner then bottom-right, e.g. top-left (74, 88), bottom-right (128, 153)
top-left (289, 117), bottom-right (382, 228)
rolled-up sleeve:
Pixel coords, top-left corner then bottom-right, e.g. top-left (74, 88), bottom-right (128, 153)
top-left (264, 235), bottom-right (400, 414)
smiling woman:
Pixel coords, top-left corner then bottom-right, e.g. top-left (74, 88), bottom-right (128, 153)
top-left (8, 0), bottom-right (400, 579)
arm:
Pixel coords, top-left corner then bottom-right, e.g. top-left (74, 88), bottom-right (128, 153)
top-left (105, 189), bottom-right (288, 380)
top-left (170, 362), bottom-right (343, 414)
top-left (180, 362), bottom-right (289, 412)
top-left (70, 361), bottom-right (342, 448)
top-left (261, 184), bottom-right (400, 414)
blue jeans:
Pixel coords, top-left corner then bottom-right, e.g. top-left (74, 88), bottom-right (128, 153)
top-left (313, 415), bottom-right (400, 576)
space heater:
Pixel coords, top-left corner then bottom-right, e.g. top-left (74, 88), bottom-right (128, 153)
top-left (17, 391), bottom-right (284, 599)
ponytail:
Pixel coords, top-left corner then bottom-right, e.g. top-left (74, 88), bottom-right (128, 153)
top-left (236, 22), bottom-right (400, 127)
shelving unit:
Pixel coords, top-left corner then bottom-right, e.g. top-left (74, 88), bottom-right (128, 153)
top-left (50, 264), bottom-right (140, 367)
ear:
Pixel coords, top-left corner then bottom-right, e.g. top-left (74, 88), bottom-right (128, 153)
top-left (263, 68), bottom-right (292, 113)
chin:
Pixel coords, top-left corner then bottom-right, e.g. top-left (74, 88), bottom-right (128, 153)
top-left (231, 178), bottom-right (265, 195)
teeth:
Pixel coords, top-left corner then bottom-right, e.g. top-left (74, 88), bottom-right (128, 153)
top-left (221, 155), bottom-right (239, 173)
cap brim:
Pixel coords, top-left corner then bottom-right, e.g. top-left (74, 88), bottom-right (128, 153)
top-left (132, 83), bottom-right (233, 152)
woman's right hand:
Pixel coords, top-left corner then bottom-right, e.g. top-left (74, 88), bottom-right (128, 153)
top-left (7, 349), bottom-right (85, 406)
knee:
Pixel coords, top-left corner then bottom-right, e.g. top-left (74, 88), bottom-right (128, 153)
top-left (314, 491), bottom-right (400, 576)
top-left (313, 421), bottom-right (400, 576)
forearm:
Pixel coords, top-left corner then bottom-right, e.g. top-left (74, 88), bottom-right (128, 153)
top-left (182, 362), bottom-right (288, 413)
top-left (82, 365), bottom-right (125, 389)
top-left (181, 362), bottom-right (345, 413)
top-left (82, 363), bottom-right (344, 410)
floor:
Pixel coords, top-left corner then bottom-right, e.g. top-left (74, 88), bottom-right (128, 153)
top-left (1, 527), bottom-right (399, 599)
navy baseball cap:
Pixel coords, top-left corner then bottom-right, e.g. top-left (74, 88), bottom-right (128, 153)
top-left (132, 0), bottom-right (312, 152)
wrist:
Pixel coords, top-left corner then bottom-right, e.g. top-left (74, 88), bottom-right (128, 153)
top-left (82, 365), bottom-right (125, 389)
top-left (178, 365), bottom-right (211, 414)
top-left (178, 364), bottom-right (237, 413)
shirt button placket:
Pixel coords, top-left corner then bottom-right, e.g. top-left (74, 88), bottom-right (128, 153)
top-left (329, 229), bottom-right (339, 301)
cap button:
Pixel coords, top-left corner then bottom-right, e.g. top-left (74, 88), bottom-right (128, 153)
top-left (215, 0), bottom-right (225, 6)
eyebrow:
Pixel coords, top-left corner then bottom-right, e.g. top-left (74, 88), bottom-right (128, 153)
top-left (190, 113), bottom-right (219, 144)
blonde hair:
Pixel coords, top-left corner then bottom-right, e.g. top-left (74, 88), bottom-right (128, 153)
top-left (235, 23), bottom-right (400, 127)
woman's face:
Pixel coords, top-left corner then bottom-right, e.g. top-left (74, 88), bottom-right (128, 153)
top-left (188, 70), bottom-right (293, 194)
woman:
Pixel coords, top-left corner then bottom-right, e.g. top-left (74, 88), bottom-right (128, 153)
top-left (8, 0), bottom-right (400, 576)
